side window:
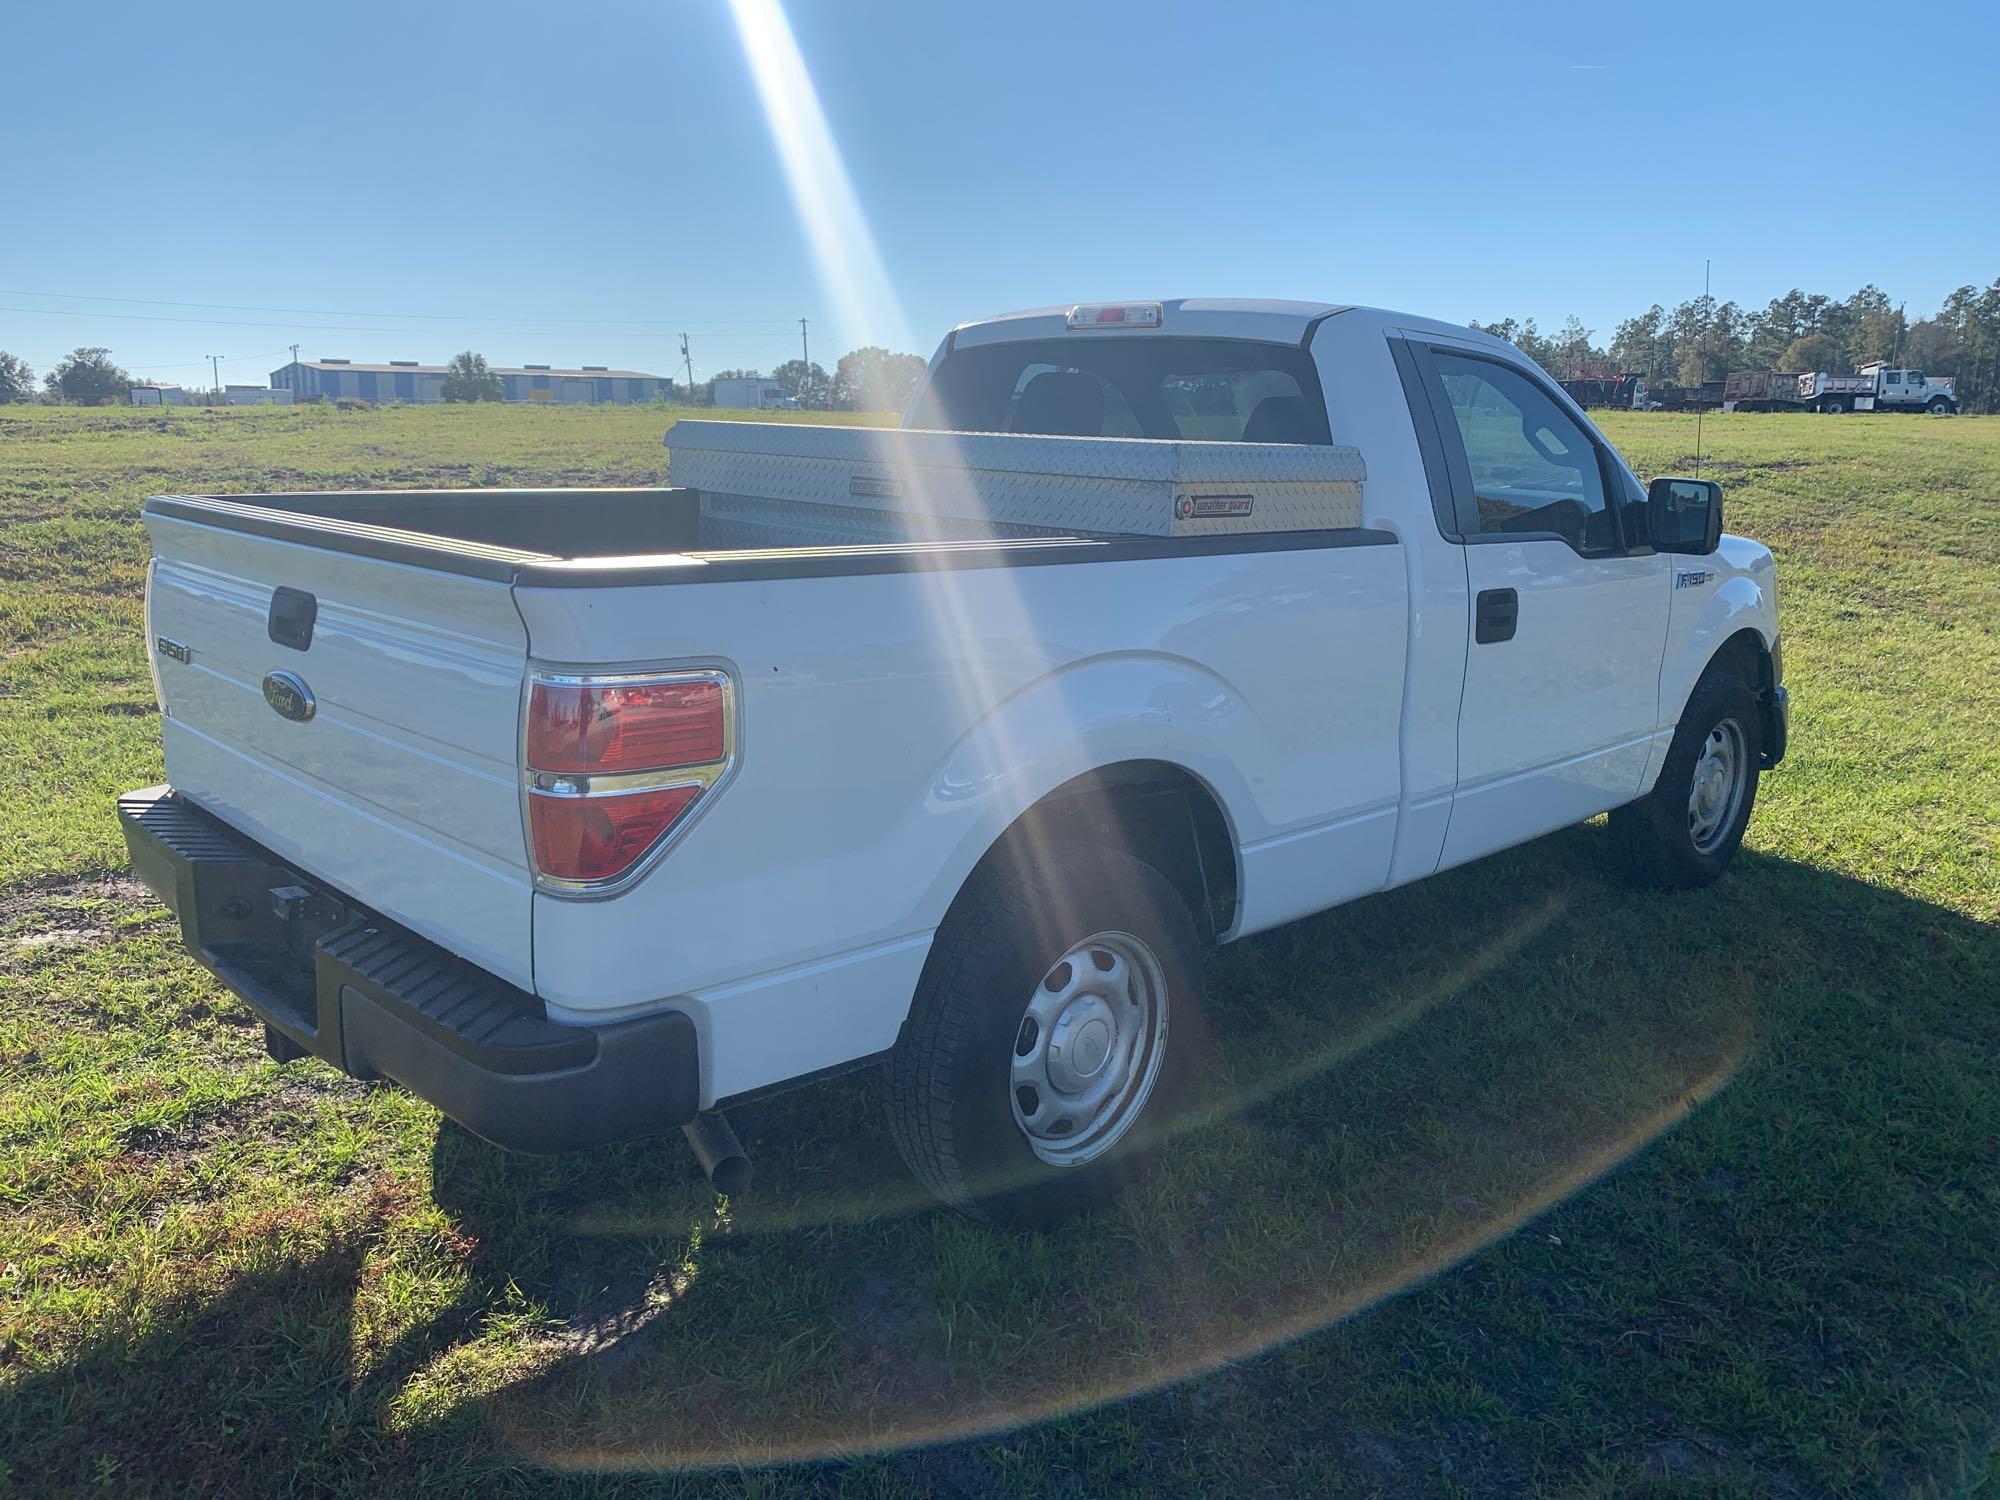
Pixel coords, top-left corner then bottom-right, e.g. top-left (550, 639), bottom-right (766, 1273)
top-left (1430, 352), bottom-right (1618, 554)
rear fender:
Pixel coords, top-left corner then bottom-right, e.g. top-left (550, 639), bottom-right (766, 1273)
top-left (915, 653), bottom-right (1260, 927)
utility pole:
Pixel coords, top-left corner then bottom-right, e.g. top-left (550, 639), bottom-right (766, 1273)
top-left (680, 333), bottom-right (694, 402)
top-left (208, 354), bottom-right (223, 400)
top-left (798, 317), bottom-right (810, 406)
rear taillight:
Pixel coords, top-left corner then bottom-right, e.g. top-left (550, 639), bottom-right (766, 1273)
top-left (524, 670), bottom-right (733, 890)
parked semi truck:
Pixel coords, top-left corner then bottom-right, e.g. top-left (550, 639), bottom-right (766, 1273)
top-left (118, 298), bottom-right (1787, 1225)
top-left (1724, 362), bottom-right (1958, 414)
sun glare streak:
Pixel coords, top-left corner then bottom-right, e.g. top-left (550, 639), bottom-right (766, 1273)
top-left (725, 0), bottom-right (914, 355)
top-left (726, 0), bottom-right (1069, 895)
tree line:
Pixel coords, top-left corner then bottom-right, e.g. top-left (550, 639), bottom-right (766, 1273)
top-left (10, 281), bottom-right (2000, 412)
top-left (1472, 276), bottom-right (2000, 413)
top-left (0, 344), bottom-right (930, 411)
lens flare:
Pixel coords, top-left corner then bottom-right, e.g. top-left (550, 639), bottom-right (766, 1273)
top-left (725, 0), bottom-right (914, 355)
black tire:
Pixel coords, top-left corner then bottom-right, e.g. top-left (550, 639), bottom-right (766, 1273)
top-left (1820, 397), bottom-right (1848, 414)
top-left (1609, 668), bottom-right (1762, 890)
top-left (888, 844), bottom-right (1207, 1227)
top-left (1928, 397), bottom-right (1953, 415)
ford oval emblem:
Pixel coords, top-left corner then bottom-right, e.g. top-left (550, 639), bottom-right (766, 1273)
top-left (262, 670), bottom-right (316, 722)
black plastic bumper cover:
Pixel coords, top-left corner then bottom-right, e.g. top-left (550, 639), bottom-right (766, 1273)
top-left (117, 785), bottom-right (699, 1153)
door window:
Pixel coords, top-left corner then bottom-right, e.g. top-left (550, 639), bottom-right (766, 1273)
top-left (1431, 352), bottom-right (1619, 554)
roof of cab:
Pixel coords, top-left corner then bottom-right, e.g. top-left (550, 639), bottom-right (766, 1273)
top-left (947, 298), bottom-right (1505, 352)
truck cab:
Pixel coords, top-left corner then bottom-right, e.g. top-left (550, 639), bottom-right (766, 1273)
top-left (1861, 362), bottom-right (1957, 412)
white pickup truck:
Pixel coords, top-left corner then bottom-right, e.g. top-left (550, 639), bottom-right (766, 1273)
top-left (120, 299), bottom-right (1788, 1224)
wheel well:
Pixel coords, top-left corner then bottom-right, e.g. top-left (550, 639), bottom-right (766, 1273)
top-left (974, 761), bottom-right (1239, 942)
top-left (1711, 627), bottom-right (1773, 693)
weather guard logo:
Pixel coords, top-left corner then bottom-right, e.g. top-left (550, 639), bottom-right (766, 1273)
top-left (1174, 493), bottom-right (1255, 520)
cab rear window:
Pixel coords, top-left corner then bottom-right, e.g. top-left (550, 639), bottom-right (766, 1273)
top-left (907, 337), bottom-right (1332, 444)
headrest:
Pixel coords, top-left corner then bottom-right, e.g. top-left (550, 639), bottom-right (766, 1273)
top-left (1241, 394), bottom-right (1314, 444)
top-left (1011, 371), bottom-right (1106, 437)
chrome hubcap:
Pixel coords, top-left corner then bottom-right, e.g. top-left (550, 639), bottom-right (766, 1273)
top-left (1009, 930), bottom-right (1169, 1168)
top-left (1688, 717), bottom-right (1748, 854)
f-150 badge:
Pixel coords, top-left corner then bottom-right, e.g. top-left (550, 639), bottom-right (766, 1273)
top-left (1675, 570), bottom-right (1714, 589)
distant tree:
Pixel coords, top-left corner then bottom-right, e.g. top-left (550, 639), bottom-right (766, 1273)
top-left (1902, 314), bottom-right (1959, 376)
top-left (770, 358), bottom-right (830, 409)
top-left (1744, 289), bottom-right (1831, 370)
top-left (1609, 304), bottom-right (1673, 383)
top-left (1665, 296), bottom-right (1747, 386)
top-left (440, 350), bottom-right (503, 402)
top-left (43, 346), bottom-right (129, 405)
top-left (1779, 332), bottom-right (1842, 374)
top-left (1916, 279), bottom-right (2000, 413)
top-left (1840, 284), bottom-right (1905, 368)
top-left (830, 346), bottom-right (927, 411)
top-left (0, 351), bottom-right (32, 404)
top-left (1469, 316), bottom-right (1564, 375)
top-left (1549, 316), bottom-right (1605, 380)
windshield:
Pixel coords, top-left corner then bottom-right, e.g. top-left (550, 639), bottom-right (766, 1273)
top-left (905, 336), bottom-right (1332, 443)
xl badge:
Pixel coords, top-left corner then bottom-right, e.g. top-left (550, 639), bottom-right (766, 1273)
top-left (262, 670), bottom-right (316, 722)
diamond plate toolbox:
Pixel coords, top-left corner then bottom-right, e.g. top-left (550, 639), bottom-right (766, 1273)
top-left (663, 421), bottom-right (1366, 542)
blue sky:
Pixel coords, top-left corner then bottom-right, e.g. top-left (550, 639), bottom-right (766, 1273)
top-left (3, 0), bottom-right (1995, 388)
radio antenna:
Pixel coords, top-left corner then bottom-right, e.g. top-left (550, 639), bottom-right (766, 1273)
top-left (1694, 258), bottom-right (1710, 478)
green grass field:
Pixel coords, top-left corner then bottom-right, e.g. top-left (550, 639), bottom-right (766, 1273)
top-left (1, 401), bottom-right (1996, 1497)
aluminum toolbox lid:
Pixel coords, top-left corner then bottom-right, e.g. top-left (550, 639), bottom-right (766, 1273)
top-left (663, 421), bottom-right (1365, 539)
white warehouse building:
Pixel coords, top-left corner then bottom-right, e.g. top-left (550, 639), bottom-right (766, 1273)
top-left (711, 376), bottom-right (797, 410)
top-left (270, 360), bottom-right (674, 405)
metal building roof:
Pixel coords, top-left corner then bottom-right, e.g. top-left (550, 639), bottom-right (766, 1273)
top-left (277, 360), bottom-right (669, 380)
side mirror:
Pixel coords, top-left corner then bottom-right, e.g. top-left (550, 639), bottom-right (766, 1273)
top-left (1646, 477), bottom-right (1723, 555)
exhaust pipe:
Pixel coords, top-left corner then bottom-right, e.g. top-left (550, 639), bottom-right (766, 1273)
top-left (682, 1111), bottom-right (752, 1195)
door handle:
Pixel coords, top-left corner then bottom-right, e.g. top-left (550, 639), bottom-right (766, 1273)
top-left (267, 586), bottom-right (318, 651)
top-left (1475, 587), bottom-right (1518, 644)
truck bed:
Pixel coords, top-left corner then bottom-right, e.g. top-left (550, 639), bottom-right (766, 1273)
top-left (149, 417), bottom-right (1371, 587)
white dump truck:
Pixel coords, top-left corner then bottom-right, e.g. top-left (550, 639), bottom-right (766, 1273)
top-left (1726, 362), bottom-right (1957, 414)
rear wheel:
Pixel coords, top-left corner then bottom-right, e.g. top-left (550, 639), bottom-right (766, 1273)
top-left (1610, 668), bottom-right (1762, 889)
top-left (1819, 396), bottom-right (1849, 414)
top-left (888, 844), bottom-right (1206, 1227)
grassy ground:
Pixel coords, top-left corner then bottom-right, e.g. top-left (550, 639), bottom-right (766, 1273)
top-left (0, 402), bottom-right (1995, 1497)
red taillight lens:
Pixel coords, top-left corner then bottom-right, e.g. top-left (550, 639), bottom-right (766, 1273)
top-left (524, 671), bottom-right (731, 888)
top-left (528, 678), bottom-right (724, 775)
top-left (529, 785), bottom-right (702, 882)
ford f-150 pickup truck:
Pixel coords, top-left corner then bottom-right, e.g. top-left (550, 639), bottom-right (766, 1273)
top-left (119, 299), bottom-right (1787, 1224)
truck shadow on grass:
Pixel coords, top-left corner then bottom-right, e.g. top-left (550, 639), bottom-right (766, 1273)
top-left (8, 829), bottom-right (1997, 1495)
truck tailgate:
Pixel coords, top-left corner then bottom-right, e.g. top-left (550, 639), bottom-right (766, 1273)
top-left (143, 508), bottom-right (534, 987)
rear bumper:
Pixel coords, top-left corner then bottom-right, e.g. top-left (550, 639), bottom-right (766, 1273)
top-left (116, 785), bottom-right (700, 1153)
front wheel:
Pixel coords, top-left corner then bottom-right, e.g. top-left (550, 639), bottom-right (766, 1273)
top-left (1609, 669), bottom-right (1762, 889)
top-left (888, 844), bottom-right (1207, 1227)
top-left (1928, 397), bottom-right (1954, 415)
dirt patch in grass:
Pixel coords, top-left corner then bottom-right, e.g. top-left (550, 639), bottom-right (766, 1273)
top-left (0, 871), bottom-right (151, 953)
